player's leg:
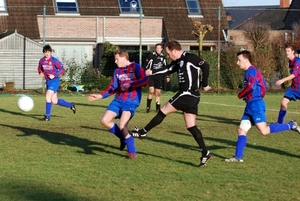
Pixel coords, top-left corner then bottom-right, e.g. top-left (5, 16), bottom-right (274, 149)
top-left (119, 111), bottom-right (137, 158)
top-left (277, 88), bottom-right (295, 123)
top-left (42, 89), bottom-right (55, 121)
top-left (103, 100), bottom-right (125, 150)
top-left (154, 76), bottom-right (163, 112)
top-left (155, 88), bottom-right (162, 112)
top-left (146, 77), bottom-right (155, 113)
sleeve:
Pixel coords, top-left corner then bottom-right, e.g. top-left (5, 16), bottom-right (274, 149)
top-left (129, 63), bottom-right (149, 88)
top-left (199, 60), bottom-right (210, 88)
top-left (37, 59), bottom-right (43, 74)
top-left (100, 70), bottom-right (118, 99)
top-left (53, 58), bottom-right (65, 78)
top-left (238, 74), bottom-right (255, 99)
top-left (143, 53), bottom-right (153, 70)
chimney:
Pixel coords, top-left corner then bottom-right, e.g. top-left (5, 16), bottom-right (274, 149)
top-left (280, 0), bottom-right (290, 8)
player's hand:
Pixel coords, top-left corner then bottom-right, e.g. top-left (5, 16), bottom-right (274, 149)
top-left (48, 74), bottom-right (55, 79)
top-left (88, 94), bottom-right (102, 101)
top-left (275, 80), bottom-right (284, 86)
top-left (145, 69), bottom-right (152, 76)
top-left (122, 83), bottom-right (130, 91)
top-left (203, 85), bottom-right (211, 92)
top-left (39, 73), bottom-right (45, 78)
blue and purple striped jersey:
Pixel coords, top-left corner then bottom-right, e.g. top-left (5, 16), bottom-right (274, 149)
top-left (238, 66), bottom-right (267, 103)
top-left (289, 56), bottom-right (300, 91)
top-left (38, 56), bottom-right (65, 80)
top-left (100, 62), bottom-right (148, 104)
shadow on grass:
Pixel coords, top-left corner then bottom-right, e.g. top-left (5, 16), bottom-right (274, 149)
top-left (0, 179), bottom-right (86, 201)
top-left (0, 123), bottom-right (124, 157)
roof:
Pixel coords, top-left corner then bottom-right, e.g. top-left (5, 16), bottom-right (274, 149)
top-left (235, 8), bottom-right (288, 30)
top-left (284, 0), bottom-right (300, 30)
top-left (0, 0), bottom-right (229, 42)
top-left (225, 6), bottom-right (279, 29)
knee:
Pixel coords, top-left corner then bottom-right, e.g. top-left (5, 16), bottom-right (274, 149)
top-left (100, 118), bottom-right (109, 127)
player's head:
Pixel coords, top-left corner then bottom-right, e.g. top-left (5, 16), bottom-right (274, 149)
top-left (155, 43), bottom-right (163, 55)
top-left (114, 49), bottom-right (129, 67)
top-left (164, 40), bottom-right (182, 61)
top-left (284, 44), bottom-right (295, 60)
top-left (43, 44), bottom-right (52, 53)
top-left (237, 50), bottom-right (252, 70)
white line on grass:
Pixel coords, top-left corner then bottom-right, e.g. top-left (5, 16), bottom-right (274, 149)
top-left (201, 102), bottom-right (300, 114)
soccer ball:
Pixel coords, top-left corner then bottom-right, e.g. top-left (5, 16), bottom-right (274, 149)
top-left (18, 96), bottom-right (34, 112)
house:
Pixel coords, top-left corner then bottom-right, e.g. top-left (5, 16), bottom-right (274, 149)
top-left (225, 0), bottom-right (298, 50)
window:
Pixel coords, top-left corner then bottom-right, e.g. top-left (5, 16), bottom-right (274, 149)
top-left (54, 0), bottom-right (78, 12)
top-left (185, 0), bottom-right (201, 14)
top-left (0, 0), bottom-right (8, 14)
top-left (118, 0), bottom-right (142, 13)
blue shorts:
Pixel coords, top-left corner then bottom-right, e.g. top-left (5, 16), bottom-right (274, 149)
top-left (107, 99), bottom-right (139, 119)
top-left (46, 78), bottom-right (60, 93)
top-left (241, 99), bottom-right (267, 125)
top-left (284, 87), bottom-right (300, 101)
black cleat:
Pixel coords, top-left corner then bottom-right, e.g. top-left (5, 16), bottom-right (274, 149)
top-left (130, 126), bottom-right (147, 138)
top-left (70, 102), bottom-right (76, 114)
top-left (199, 151), bottom-right (212, 167)
top-left (41, 115), bottom-right (50, 121)
top-left (146, 107), bottom-right (150, 113)
top-left (120, 140), bottom-right (126, 151)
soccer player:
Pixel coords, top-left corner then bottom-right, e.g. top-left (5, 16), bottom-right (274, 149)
top-left (88, 49), bottom-right (148, 159)
top-left (275, 44), bottom-right (300, 124)
top-left (225, 50), bottom-right (300, 163)
top-left (144, 43), bottom-right (170, 113)
top-left (131, 40), bottom-right (212, 167)
top-left (38, 44), bottom-right (76, 121)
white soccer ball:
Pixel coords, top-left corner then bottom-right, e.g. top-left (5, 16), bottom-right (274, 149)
top-left (18, 96), bottom-right (34, 112)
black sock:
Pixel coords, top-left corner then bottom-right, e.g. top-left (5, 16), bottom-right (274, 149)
top-left (156, 102), bottom-right (160, 111)
top-left (147, 98), bottom-right (152, 108)
top-left (144, 110), bottom-right (166, 132)
top-left (188, 125), bottom-right (207, 156)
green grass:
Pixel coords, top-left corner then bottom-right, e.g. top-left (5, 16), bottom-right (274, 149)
top-left (1, 92), bottom-right (300, 201)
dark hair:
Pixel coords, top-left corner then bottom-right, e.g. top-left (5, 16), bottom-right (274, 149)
top-left (237, 50), bottom-right (252, 63)
top-left (155, 43), bottom-right (163, 48)
top-left (43, 44), bottom-right (52, 53)
top-left (114, 49), bottom-right (129, 60)
top-left (164, 40), bottom-right (182, 51)
top-left (285, 44), bottom-right (295, 51)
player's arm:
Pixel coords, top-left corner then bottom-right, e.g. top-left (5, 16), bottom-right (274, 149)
top-left (37, 60), bottom-right (45, 78)
top-left (128, 63), bottom-right (148, 88)
top-left (99, 71), bottom-right (118, 98)
top-left (238, 75), bottom-right (255, 99)
top-left (53, 59), bottom-right (66, 78)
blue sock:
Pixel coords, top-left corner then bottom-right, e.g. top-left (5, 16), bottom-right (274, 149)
top-left (108, 123), bottom-right (124, 140)
top-left (45, 102), bottom-right (52, 118)
top-left (277, 110), bottom-right (287, 124)
top-left (235, 135), bottom-right (247, 159)
top-left (57, 99), bottom-right (72, 108)
top-left (124, 136), bottom-right (136, 154)
top-left (269, 122), bottom-right (292, 133)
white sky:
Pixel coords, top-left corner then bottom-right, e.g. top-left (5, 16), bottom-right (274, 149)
top-left (222, 0), bottom-right (291, 7)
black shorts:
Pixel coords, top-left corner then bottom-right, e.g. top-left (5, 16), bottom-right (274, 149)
top-left (169, 90), bottom-right (200, 114)
top-left (148, 75), bottom-right (163, 89)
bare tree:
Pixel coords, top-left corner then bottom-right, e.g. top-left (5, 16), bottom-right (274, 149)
top-left (192, 21), bottom-right (213, 56)
top-left (243, 21), bottom-right (270, 50)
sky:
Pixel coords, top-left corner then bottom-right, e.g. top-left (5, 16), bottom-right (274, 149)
top-left (222, 0), bottom-right (291, 7)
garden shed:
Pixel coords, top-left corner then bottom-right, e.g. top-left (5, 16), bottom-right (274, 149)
top-left (0, 30), bottom-right (43, 90)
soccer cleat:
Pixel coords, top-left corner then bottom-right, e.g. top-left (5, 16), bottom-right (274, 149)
top-left (290, 120), bottom-right (300, 133)
top-left (41, 115), bottom-right (50, 121)
top-left (130, 126), bottom-right (147, 138)
top-left (146, 107), bottom-right (150, 113)
top-left (127, 152), bottom-right (137, 159)
top-left (119, 140), bottom-right (126, 151)
top-left (199, 151), bottom-right (212, 167)
top-left (70, 102), bottom-right (76, 114)
top-left (225, 156), bottom-right (244, 162)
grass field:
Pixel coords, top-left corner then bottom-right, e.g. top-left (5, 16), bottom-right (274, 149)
top-left (0, 92), bottom-right (300, 201)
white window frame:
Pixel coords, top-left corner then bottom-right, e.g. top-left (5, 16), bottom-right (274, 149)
top-left (54, 0), bottom-right (79, 14)
top-left (0, 0), bottom-right (8, 16)
top-left (118, 0), bottom-right (142, 16)
top-left (185, 0), bottom-right (202, 15)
